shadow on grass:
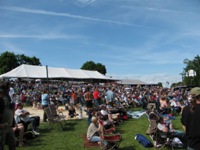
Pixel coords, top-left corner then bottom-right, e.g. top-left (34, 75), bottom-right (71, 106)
top-left (37, 122), bottom-right (78, 134)
top-left (118, 146), bottom-right (136, 150)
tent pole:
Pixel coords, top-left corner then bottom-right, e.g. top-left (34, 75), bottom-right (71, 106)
top-left (46, 65), bottom-right (50, 92)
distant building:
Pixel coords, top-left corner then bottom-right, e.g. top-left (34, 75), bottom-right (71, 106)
top-left (117, 79), bottom-right (158, 86)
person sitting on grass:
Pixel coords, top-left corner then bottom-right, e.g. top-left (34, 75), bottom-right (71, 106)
top-left (159, 96), bottom-right (171, 114)
top-left (68, 105), bottom-right (77, 118)
top-left (87, 116), bottom-right (101, 144)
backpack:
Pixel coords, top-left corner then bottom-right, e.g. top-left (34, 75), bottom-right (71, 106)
top-left (24, 131), bottom-right (35, 140)
top-left (135, 134), bottom-right (153, 148)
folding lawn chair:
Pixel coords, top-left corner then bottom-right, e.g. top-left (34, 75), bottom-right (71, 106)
top-left (146, 112), bottom-right (183, 150)
top-left (44, 107), bottom-right (64, 130)
top-left (49, 104), bottom-right (67, 124)
top-left (147, 102), bottom-right (157, 112)
top-left (98, 119), bottom-right (116, 134)
top-left (99, 119), bottom-right (122, 150)
top-left (49, 104), bottom-right (66, 119)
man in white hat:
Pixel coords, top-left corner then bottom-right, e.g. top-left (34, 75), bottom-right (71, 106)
top-left (181, 87), bottom-right (200, 150)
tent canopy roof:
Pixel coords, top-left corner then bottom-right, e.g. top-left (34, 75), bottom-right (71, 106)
top-left (0, 64), bottom-right (113, 80)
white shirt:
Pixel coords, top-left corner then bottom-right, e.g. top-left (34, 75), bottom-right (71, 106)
top-left (15, 109), bottom-right (30, 122)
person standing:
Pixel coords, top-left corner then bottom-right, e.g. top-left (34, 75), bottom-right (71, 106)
top-left (0, 87), bottom-right (5, 150)
top-left (93, 87), bottom-right (100, 107)
top-left (41, 89), bottom-right (49, 122)
top-left (181, 87), bottom-right (200, 150)
top-left (106, 86), bottom-right (115, 106)
top-left (0, 82), bottom-right (16, 150)
top-left (84, 86), bottom-right (93, 110)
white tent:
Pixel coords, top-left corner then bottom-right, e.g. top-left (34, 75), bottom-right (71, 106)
top-left (0, 64), bottom-right (113, 81)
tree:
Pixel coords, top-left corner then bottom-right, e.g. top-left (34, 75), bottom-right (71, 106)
top-left (182, 55), bottom-right (200, 86)
top-left (0, 51), bottom-right (42, 74)
top-left (157, 82), bottom-right (163, 87)
top-left (16, 54), bottom-right (41, 66)
top-left (81, 61), bottom-right (96, 70)
top-left (0, 51), bottom-right (18, 74)
top-left (81, 61), bottom-right (107, 75)
top-left (96, 63), bottom-right (107, 75)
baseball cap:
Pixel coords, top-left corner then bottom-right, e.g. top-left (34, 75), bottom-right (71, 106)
top-left (190, 87), bottom-right (200, 97)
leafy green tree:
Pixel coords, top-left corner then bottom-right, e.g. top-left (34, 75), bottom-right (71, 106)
top-left (0, 51), bottom-right (41, 74)
top-left (16, 54), bottom-right (41, 66)
top-left (182, 55), bottom-right (200, 86)
top-left (81, 61), bottom-right (96, 70)
top-left (170, 81), bottom-right (183, 88)
top-left (96, 63), bottom-right (107, 75)
top-left (81, 61), bottom-right (107, 75)
top-left (0, 51), bottom-right (18, 74)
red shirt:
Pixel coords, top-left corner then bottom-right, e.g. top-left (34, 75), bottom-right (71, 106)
top-left (93, 91), bottom-right (100, 99)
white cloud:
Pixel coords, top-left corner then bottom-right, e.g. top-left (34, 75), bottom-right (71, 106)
top-left (0, 6), bottom-right (143, 27)
top-left (0, 33), bottom-right (84, 40)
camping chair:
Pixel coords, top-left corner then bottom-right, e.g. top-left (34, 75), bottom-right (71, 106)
top-left (146, 112), bottom-right (181, 149)
top-left (99, 119), bottom-right (122, 150)
top-left (49, 104), bottom-right (66, 119)
top-left (44, 107), bottom-right (64, 130)
top-left (146, 102), bottom-right (157, 112)
top-left (98, 119), bottom-right (116, 134)
top-left (48, 104), bottom-right (67, 124)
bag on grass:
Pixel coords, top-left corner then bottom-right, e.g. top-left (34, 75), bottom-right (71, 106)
top-left (135, 134), bottom-right (153, 148)
top-left (24, 131), bottom-right (35, 140)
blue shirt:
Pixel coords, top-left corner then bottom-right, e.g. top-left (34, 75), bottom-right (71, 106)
top-left (106, 90), bottom-right (114, 102)
top-left (41, 93), bottom-right (49, 105)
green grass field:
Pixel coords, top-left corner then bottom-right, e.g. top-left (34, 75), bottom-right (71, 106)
top-left (16, 108), bottom-right (185, 150)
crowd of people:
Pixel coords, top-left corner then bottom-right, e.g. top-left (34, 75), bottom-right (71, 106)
top-left (0, 79), bottom-right (199, 150)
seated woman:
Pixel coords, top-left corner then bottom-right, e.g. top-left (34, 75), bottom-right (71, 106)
top-left (157, 116), bottom-right (186, 147)
top-left (99, 110), bottom-right (115, 131)
top-left (100, 104), bottom-right (119, 124)
top-left (106, 102), bottom-right (123, 123)
top-left (170, 98), bottom-right (182, 114)
top-left (159, 96), bottom-right (171, 114)
top-left (68, 105), bottom-right (77, 118)
top-left (87, 116), bottom-right (101, 144)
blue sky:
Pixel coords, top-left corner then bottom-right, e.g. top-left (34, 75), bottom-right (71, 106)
top-left (0, 0), bottom-right (200, 86)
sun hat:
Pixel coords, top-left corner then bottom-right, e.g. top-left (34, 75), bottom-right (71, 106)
top-left (190, 87), bottom-right (200, 97)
